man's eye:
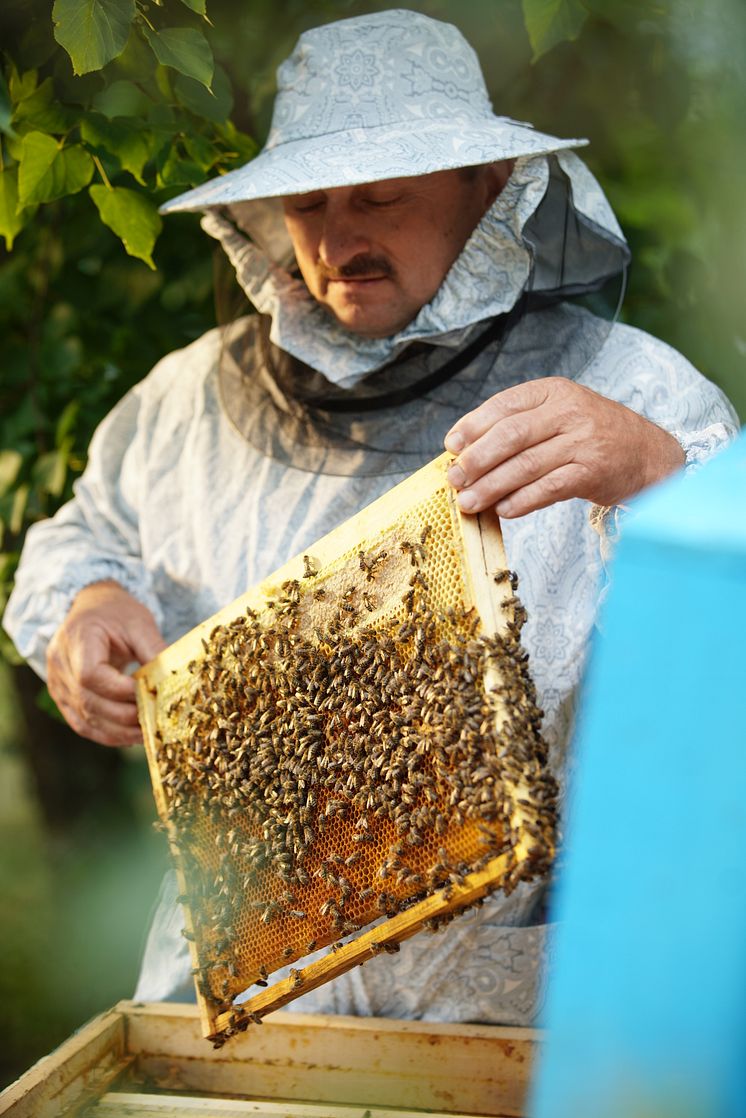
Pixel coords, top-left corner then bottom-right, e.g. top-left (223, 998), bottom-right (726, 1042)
top-left (290, 198), bottom-right (324, 214)
top-left (365, 195), bottom-right (402, 208)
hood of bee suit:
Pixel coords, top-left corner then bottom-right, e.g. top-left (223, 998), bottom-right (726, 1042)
top-left (160, 10), bottom-right (630, 387)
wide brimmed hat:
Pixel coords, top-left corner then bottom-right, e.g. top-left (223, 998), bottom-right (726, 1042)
top-left (160, 9), bottom-right (587, 214)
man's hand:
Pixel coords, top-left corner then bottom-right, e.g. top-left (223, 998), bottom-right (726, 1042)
top-left (46, 580), bottom-right (166, 747)
top-left (444, 377), bottom-right (685, 517)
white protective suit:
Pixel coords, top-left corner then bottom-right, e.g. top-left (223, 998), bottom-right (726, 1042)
top-left (4, 150), bottom-right (739, 1025)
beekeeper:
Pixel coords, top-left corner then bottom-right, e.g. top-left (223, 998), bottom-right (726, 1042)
top-left (4, 10), bottom-right (738, 1023)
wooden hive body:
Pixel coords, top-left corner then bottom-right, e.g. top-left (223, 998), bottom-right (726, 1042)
top-left (0, 1002), bottom-right (539, 1118)
top-left (135, 454), bottom-right (555, 1041)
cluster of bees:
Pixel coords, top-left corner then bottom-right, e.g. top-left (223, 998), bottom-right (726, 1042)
top-left (155, 525), bottom-right (556, 1035)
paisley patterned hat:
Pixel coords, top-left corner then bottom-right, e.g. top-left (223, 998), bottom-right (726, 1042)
top-left (160, 9), bottom-right (587, 214)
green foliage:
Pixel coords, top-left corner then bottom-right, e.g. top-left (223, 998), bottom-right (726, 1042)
top-left (18, 131), bottom-right (94, 205)
top-left (89, 183), bottom-right (162, 267)
top-left (142, 25), bottom-right (214, 89)
top-left (52, 0), bottom-right (137, 75)
top-left (521, 0), bottom-right (588, 61)
top-left (1, 0), bottom-right (252, 261)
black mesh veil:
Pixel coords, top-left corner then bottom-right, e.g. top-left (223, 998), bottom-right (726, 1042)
top-left (215, 156), bottom-right (630, 477)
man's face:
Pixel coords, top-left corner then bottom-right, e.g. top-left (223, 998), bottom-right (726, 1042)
top-left (282, 164), bottom-right (511, 338)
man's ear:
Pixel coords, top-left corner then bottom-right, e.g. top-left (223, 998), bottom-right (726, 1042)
top-left (484, 159), bottom-right (515, 205)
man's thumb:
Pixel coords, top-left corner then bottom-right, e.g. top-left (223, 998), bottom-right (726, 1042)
top-left (129, 619), bottom-right (168, 666)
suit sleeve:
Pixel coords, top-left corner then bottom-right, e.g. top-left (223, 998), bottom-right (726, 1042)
top-left (2, 383), bottom-right (164, 680)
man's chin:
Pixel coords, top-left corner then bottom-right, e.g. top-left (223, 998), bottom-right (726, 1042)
top-left (323, 298), bottom-right (416, 340)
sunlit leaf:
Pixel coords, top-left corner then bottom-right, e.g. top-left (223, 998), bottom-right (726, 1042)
top-left (177, 0), bottom-right (208, 15)
top-left (183, 132), bottom-right (219, 170)
top-left (81, 114), bottom-right (151, 183)
top-left (55, 401), bottom-right (80, 447)
top-left (522, 0), bottom-right (588, 61)
top-left (12, 77), bottom-right (79, 133)
top-left (0, 167), bottom-right (26, 250)
top-left (8, 68), bottom-right (38, 104)
top-left (52, 0), bottom-right (136, 75)
top-left (18, 132), bottom-right (94, 206)
top-left (10, 484), bottom-right (29, 535)
top-left (32, 443), bottom-right (71, 499)
top-left (216, 119), bottom-right (258, 166)
top-left (89, 183), bottom-right (162, 268)
top-left (143, 25), bottom-right (213, 90)
top-left (0, 451), bottom-right (24, 498)
top-left (4, 133), bottom-right (24, 161)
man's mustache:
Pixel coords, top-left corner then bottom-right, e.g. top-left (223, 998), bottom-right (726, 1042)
top-left (317, 254), bottom-right (394, 281)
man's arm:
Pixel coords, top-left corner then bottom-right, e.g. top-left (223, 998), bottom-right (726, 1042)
top-left (3, 387), bottom-right (165, 747)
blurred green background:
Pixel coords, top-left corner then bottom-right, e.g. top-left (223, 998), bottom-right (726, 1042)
top-left (1, 0), bottom-right (744, 1090)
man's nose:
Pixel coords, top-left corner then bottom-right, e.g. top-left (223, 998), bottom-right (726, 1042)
top-left (317, 205), bottom-right (370, 269)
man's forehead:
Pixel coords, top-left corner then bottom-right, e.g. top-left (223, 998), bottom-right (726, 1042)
top-left (281, 170), bottom-right (474, 205)
top-left (283, 176), bottom-right (414, 201)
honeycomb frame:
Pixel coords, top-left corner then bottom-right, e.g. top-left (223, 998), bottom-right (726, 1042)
top-left (135, 453), bottom-right (555, 1042)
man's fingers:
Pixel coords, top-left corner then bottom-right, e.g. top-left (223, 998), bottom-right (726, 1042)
top-left (494, 463), bottom-right (585, 519)
top-left (51, 678), bottom-right (147, 748)
top-left (444, 378), bottom-right (552, 452)
top-left (55, 691), bottom-right (142, 747)
top-left (80, 659), bottom-right (138, 702)
top-left (449, 435), bottom-right (579, 513)
top-left (447, 405), bottom-right (562, 493)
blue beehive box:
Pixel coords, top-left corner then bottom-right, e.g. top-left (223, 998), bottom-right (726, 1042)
top-left (531, 431), bottom-right (746, 1118)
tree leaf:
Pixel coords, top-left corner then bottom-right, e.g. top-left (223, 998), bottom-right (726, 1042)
top-left (18, 132), bottom-right (95, 206)
top-left (80, 114), bottom-right (151, 183)
top-left (52, 0), bottom-right (136, 76)
top-left (92, 78), bottom-right (152, 119)
top-left (0, 167), bottom-right (26, 250)
top-left (10, 483), bottom-right (29, 536)
top-left (183, 132), bottom-right (220, 170)
top-left (12, 77), bottom-right (79, 134)
top-left (0, 70), bottom-right (17, 139)
top-left (177, 0), bottom-right (208, 15)
top-left (55, 401), bottom-right (80, 446)
top-left (157, 141), bottom-right (204, 188)
top-left (143, 26), bottom-right (213, 90)
top-left (8, 68), bottom-right (38, 105)
top-left (174, 63), bottom-right (232, 122)
top-left (522, 0), bottom-right (589, 61)
top-left (89, 183), bottom-right (162, 268)
top-left (32, 443), bottom-right (72, 499)
top-left (216, 119), bottom-right (258, 166)
top-left (0, 451), bottom-right (24, 498)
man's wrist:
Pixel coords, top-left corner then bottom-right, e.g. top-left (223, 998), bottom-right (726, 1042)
top-left (644, 424), bottom-right (686, 490)
top-left (70, 580), bottom-right (130, 611)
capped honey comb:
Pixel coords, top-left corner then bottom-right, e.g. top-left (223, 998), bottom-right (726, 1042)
top-left (136, 454), bottom-right (556, 1043)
